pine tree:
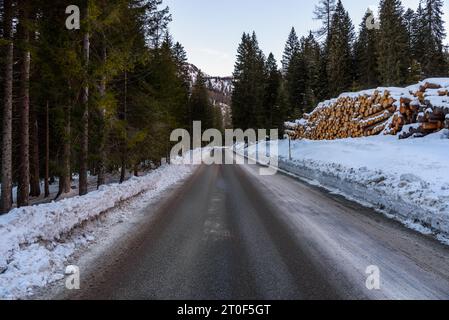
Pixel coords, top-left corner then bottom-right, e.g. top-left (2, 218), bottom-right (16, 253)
top-left (418, 0), bottom-right (448, 76)
top-left (404, 8), bottom-right (424, 82)
top-left (354, 10), bottom-right (380, 89)
top-left (232, 32), bottom-right (266, 130)
top-left (172, 41), bottom-right (190, 87)
top-left (171, 41), bottom-right (190, 129)
top-left (403, 8), bottom-right (415, 52)
top-left (378, 0), bottom-right (410, 86)
top-left (95, 0), bottom-right (110, 188)
top-left (1, 0), bottom-right (14, 213)
top-left (413, 2), bottom-right (426, 62)
top-left (263, 53), bottom-right (281, 129)
top-left (17, 0), bottom-right (31, 207)
top-left (313, 0), bottom-right (337, 101)
top-left (190, 71), bottom-right (213, 130)
top-left (301, 32), bottom-right (322, 111)
top-left (232, 33), bottom-right (250, 130)
top-left (313, 0), bottom-right (336, 41)
top-left (273, 80), bottom-right (290, 134)
top-left (316, 47), bottom-right (330, 101)
top-left (79, 2), bottom-right (91, 196)
top-left (327, 0), bottom-right (354, 97)
top-left (285, 50), bottom-right (308, 119)
top-left (0, 0), bottom-right (214, 213)
top-left (282, 27), bottom-right (300, 73)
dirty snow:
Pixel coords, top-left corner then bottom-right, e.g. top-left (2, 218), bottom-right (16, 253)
top-left (0, 157), bottom-right (196, 299)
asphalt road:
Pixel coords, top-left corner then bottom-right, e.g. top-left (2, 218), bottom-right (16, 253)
top-left (62, 150), bottom-right (449, 300)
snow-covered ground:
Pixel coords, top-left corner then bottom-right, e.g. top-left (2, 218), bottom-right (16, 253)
top-left (0, 169), bottom-right (141, 209)
top-left (241, 131), bottom-right (449, 241)
top-left (0, 157), bottom-right (196, 299)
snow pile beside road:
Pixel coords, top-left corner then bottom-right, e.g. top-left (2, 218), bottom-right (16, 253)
top-left (0, 159), bottom-right (195, 299)
top-left (243, 133), bottom-right (449, 239)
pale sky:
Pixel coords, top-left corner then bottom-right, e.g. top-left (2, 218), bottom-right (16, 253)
top-left (164, 0), bottom-right (449, 77)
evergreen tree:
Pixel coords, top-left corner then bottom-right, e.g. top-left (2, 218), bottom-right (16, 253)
top-left (377, 0), bottom-right (410, 86)
top-left (418, 0), bottom-right (448, 76)
top-left (301, 32), bottom-right (322, 111)
top-left (313, 0), bottom-right (337, 101)
top-left (327, 0), bottom-right (354, 97)
top-left (263, 53), bottom-right (281, 129)
top-left (17, 0), bottom-right (32, 206)
top-left (316, 47), bottom-right (330, 101)
top-left (354, 10), bottom-right (380, 89)
top-left (403, 8), bottom-right (415, 52)
top-left (404, 8), bottom-right (424, 81)
top-left (282, 27), bottom-right (300, 73)
top-left (190, 71), bottom-right (213, 130)
top-left (313, 0), bottom-right (336, 41)
top-left (232, 32), bottom-right (266, 130)
top-left (211, 104), bottom-right (224, 133)
top-left (172, 41), bottom-right (190, 88)
top-left (413, 2), bottom-right (426, 62)
top-left (285, 50), bottom-right (308, 119)
top-left (273, 80), bottom-right (290, 134)
top-left (0, 0), bottom-right (196, 212)
top-left (1, 0), bottom-right (14, 213)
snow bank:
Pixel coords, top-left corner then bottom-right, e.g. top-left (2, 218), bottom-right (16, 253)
top-left (242, 134), bottom-right (449, 239)
top-left (0, 159), bottom-right (195, 299)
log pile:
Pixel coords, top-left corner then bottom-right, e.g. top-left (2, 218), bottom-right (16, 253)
top-left (389, 83), bottom-right (449, 139)
top-left (286, 79), bottom-right (449, 140)
top-left (285, 90), bottom-right (398, 140)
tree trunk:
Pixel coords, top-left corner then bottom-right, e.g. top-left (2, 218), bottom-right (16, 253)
top-left (17, 0), bottom-right (31, 208)
top-left (29, 102), bottom-right (41, 197)
top-left (44, 101), bottom-right (50, 198)
top-left (56, 103), bottom-right (71, 200)
top-left (120, 157), bottom-right (126, 183)
top-left (79, 7), bottom-right (90, 196)
top-left (120, 71), bottom-right (128, 184)
top-left (97, 35), bottom-right (107, 189)
top-left (62, 104), bottom-right (71, 194)
top-left (1, 0), bottom-right (14, 214)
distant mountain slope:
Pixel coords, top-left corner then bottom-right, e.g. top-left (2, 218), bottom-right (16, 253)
top-left (188, 64), bottom-right (233, 99)
top-left (188, 64), bottom-right (233, 128)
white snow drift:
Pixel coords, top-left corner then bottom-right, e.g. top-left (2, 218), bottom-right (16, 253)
top-left (0, 159), bottom-right (195, 299)
top-left (242, 131), bottom-right (449, 240)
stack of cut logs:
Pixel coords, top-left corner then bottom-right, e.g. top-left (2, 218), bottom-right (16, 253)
top-left (285, 90), bottom-right (397, 140)
top-left (388, 82), bottom-right (449, 139)
top-left (286, 80), bottom-right (449, 140)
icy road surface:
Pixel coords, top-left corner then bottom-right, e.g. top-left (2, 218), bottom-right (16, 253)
top-left (57, 149), bottom-right (449, 300)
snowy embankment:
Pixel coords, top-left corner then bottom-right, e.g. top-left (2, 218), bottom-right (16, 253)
top-left (242, 131), bottom-right (449, 241)
top-left (0, 157), bottom-right (196, 299)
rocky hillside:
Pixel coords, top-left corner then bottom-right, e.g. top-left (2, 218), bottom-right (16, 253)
top-left (188, 64), bottom-right (233, 128)
top-left (188, 64), bottom-right (232, 100)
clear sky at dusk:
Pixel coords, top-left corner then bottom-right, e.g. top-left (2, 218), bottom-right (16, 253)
top-left (164, 0), bottom-right (449, 76)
